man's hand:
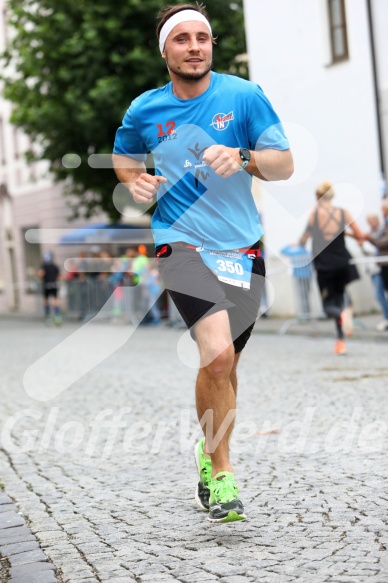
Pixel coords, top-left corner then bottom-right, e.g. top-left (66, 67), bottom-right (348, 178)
top-left (202, 145), bottom-right (241, 178)
top-left (112, 154), bottom-right (167, 203)
top-left (130, 174), bottom-right (168, 204)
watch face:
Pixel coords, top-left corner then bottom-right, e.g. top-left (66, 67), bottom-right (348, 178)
top-left (240, 148), bottom-right (251, 161)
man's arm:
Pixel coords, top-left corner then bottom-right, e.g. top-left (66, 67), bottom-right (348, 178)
top-left (251, 148), bottom-right (294, 181)
top-left (202, 146), bottom-right (294, 181)
top-left (365, 224), bottom-right (388, 250)
top-left (112, 153), bottom-right (167, 204)
top-left (112, 153), bottom-right (145, 184)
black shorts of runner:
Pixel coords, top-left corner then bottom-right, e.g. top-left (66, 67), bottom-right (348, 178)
top-left (316, 265), bottom-right (358, 308)
top-left (43, 287), bottom-right (58, 299)
top-left (156, 242), bottom-right (266, 353)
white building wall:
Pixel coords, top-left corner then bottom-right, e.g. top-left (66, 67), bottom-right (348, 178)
top-left (371, 0), bottom-right (388, 188)
top-left (0, 0), bottom-right (109, 314)
top-left (372, 0), bottom-right (388, 86)
top-left (244, 0), bottom-right (385, 315)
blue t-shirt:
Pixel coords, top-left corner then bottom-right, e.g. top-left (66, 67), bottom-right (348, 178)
top-left (114, 72), bottom-right (289, 250)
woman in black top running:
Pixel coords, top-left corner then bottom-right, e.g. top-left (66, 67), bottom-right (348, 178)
top-left (299, 181), bottom-right (364, 354)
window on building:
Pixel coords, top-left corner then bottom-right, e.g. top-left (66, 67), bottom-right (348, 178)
top-left (328, 0), bottom-right (349, 63)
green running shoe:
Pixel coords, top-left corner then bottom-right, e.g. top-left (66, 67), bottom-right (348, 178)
top-left (194, 437), bottom-right (212, 511)
top-left (208, 471), bottom-right (246, 523)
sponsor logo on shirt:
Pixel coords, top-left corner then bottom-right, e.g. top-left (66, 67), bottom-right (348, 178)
top-left (210, 111), bottom-right (234, 131)
top-left (183, 159), bottom-right (207, 170)
top-left (185, 143), bottom-right (211, 188)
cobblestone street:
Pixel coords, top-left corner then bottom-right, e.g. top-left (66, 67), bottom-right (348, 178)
top-left (1, 316), bottom-right (388, 582)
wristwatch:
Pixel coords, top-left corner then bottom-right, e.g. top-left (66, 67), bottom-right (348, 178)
top-left (238, 148), bottom-right (251, 170)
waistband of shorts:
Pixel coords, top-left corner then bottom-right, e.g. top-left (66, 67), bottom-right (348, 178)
top-left (176, 242), bottom-right (261, 258)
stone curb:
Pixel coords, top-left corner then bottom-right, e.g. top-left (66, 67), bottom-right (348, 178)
top-left (0, 491), bottom-right (58, 583)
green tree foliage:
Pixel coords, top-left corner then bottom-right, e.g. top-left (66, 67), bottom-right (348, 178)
top-left (1, 0), bottom-right (248, 221)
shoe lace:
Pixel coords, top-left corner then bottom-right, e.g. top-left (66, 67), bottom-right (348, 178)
top-left (211, 475), bottom-right (238, 503)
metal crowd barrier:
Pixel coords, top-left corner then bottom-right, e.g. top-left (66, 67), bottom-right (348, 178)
top-left (64, 277), bottom-right (141, 324)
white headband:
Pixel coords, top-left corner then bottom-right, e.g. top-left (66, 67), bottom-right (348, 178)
top-left (159, 10), bottom-right (212, 54)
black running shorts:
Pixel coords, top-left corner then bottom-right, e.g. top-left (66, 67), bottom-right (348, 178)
top-left (156, 242), bottom-right (266, 353)
top-left (43, 287), bottom-right (58, 299)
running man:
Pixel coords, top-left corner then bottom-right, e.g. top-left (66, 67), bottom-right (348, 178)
top-left (113, 2), bottom-right (293, 523)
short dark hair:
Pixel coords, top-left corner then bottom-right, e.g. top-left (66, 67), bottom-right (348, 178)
top-left (156, 2), bottom-right (216, 45)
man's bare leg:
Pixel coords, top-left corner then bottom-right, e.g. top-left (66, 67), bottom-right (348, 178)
top-left (195, 310), bottom-right (239, 477)
top-left (230, 352), bottom-right (241, 395)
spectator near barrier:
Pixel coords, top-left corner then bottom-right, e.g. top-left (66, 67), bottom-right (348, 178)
top-left (361, 213), bottom-right (388, 331)
top-left (132, 245), bottom-right (150, 322)
top-left (281, 244), bottom-right (313, 319)
top-left (364, 198), bottom-right (388, 296)
top-left (38, 251), bottom-right (62, 326)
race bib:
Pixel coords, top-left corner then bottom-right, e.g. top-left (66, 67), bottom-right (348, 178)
top-left (199, 249), bottom-right (252, 289)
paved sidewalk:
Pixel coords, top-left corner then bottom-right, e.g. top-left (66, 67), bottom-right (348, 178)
top-left (0, 490), bottom-right (58, 582)
top-left (0, 317), bottom-right (388, 582)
